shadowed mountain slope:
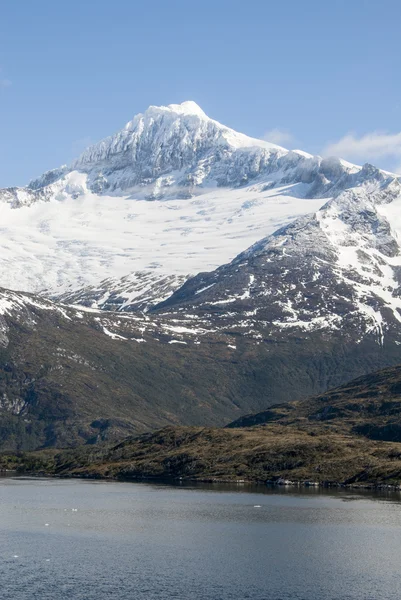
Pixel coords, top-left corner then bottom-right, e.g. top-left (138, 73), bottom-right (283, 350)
top-left (12, 364), bottom-right (401, 487)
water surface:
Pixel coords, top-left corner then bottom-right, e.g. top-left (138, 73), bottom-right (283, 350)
top-left (1, 477), bottom-right (401, 599)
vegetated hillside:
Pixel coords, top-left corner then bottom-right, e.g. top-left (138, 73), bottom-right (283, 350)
top-left (228, 363), bottom-right (401, 442)
top-left (2, 285), bottom-right (399, 452)
top-left (0, 289), bottom-right (266, 450)
top-left (8, 364), bottom-right (401, 487)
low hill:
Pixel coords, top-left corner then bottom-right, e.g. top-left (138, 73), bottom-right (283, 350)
top-left (228, 363), bottom-right (401, 442)
top-left (7, 364), bottom-right (401, 487)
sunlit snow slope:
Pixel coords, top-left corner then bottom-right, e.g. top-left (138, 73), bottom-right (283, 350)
top-left (0, 101), bottom-right (362, 310)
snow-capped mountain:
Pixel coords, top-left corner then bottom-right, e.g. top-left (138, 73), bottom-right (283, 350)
top-left (0, 100), bottom-right (362, 308)
top-left (1, 99), bottom-right (401, 347)
top-left (2, 100), bottom-right (401, 449)
top-left (155, 164), bottom-right (401, 347)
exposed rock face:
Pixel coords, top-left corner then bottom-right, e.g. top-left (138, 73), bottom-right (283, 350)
top-left (0, 316), bottom-right (9, 348)
top-left (56, 272), bottom-right (189, 312)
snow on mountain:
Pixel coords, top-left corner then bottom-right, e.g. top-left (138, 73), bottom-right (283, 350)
top-left (155, 164), bottom-right (401, 346)
top-left (0, 178), bottom-right (326, 302)
top-left (0, 286), bottom-right (74, 349)
top-left (25, 100), bottom-right (290, 200)
top-left (0, 100), bottom-right (390, 315)
top-left (58, 271), bottom-right (189, 312)
top-left (69, 100), bottom-right (289, 194)
top-left (0, 100), bottom-right (358, 307)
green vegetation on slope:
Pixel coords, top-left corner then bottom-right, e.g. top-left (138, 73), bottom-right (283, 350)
top-left (5, 425), bottom-right (401, 487)
top-left (1, 293), bottom-right (397, 451)
top-left (6, 363), bottom-right (401, 487)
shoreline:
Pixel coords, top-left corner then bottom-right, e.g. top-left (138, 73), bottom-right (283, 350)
top-left (16, 470), bottom-right (401, 493)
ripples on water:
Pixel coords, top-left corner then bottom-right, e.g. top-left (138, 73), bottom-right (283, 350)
top-left (1, 478), bottom-right (401, 599)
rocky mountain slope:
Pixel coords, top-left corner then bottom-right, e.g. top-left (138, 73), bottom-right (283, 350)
top-left (0, 274), bottom-right (400, 452)
top-left (155, 164), bottom-right (401, 348)
top-left (0, 287), bottom-right (265, 450)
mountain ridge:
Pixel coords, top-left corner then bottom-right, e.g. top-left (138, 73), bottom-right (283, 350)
top-left (153, 164), bottom-right (401, 347)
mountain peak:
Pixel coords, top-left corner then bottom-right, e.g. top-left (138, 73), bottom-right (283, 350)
top-left (66, 100), bottom-right (290, 194)
top-left (16, 100), bottom-right (394, 213)
top-left (126, 101), bottom-right (209, 128)
top-left (164, 100), bottom-right (207, 118)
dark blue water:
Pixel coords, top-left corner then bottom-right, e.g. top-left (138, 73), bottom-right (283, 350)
top-left (1, 478), bottom-right (401, 599)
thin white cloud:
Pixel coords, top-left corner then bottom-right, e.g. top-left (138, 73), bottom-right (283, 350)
top-left (324, 131), bottom-right (401, 165)
top-left (263, 128), bottom-right (295, 147)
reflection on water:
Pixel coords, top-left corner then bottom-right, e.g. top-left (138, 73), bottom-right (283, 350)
top-left (0, 477), bottom-right (400, 599)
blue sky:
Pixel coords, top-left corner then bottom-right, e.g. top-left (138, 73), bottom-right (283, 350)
top-left (1, 0), bottom-right (401, 187)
